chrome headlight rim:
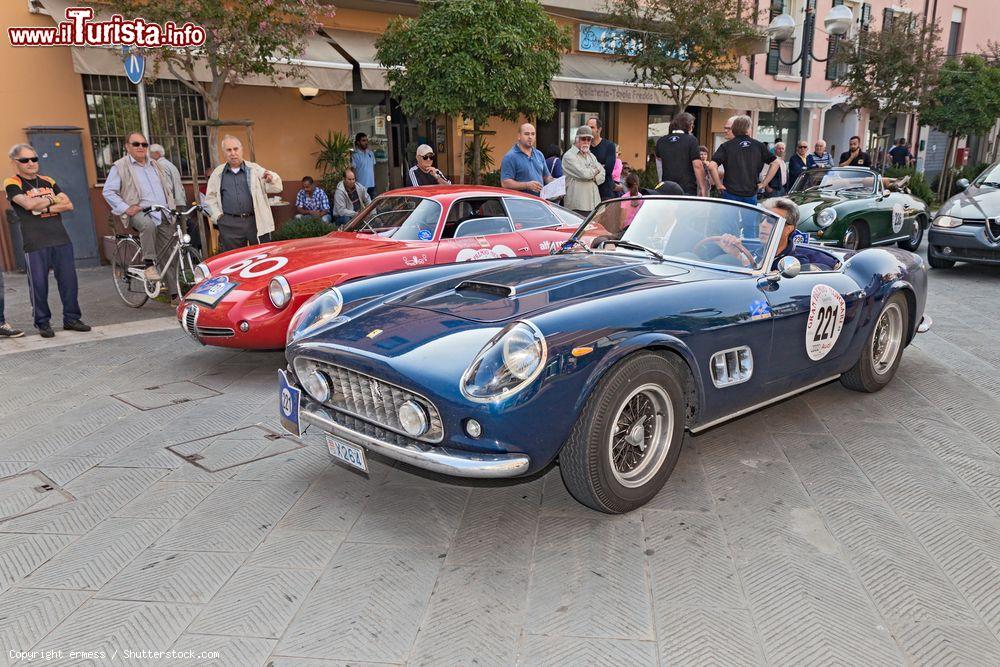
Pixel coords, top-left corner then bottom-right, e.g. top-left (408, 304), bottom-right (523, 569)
top-left (286, 287), bottom-right (344, 345)
top-left (816, 207), bottom-right (837, 228)
top-left (268, 275), bottom-right (292, 309)
top-left (193, 263), bottom-right (211, 283)
top-left (398, 400), bottom-right (429, 437)
top-left (932, 214), bottom-right (962, 228)
top-left (460, 320), bottom-right (548, 403)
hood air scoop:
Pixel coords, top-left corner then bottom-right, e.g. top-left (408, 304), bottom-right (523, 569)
top-left (454, 280), bottom-right (516, 298)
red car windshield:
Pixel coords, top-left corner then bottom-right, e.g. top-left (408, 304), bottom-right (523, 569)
top-left (343, 196), bottom-right (442, 241)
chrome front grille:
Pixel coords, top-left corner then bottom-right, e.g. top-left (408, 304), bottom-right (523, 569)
top-left (293, 357), bottom-right (444, 443)
top-left (182, 304), bottom-right (234, 340)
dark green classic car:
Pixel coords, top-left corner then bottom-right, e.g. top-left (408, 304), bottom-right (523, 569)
top-left (787, 167), bottom-right (928, 251)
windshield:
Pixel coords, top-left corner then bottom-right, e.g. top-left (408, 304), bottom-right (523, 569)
top-left (343, 196), bottom-right (442, 241)
top-left (791, 169), bottom-right (877, 194)
top-left (567, 197), bottom-right (783, 271)
top-left (973, 162), bottom-right (1000, 187)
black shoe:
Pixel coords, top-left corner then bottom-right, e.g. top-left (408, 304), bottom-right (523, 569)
top-left (0, 323), bottom-right (24, 338)
top-left (38, 326), bottom-right (55, 338)
top-left (64, 320), bottom-right (92, 332)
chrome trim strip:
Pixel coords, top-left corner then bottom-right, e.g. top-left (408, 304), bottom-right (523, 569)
top-left (300, 400), bottom-right (530, 478)
top-left (690, 375), bottom-right (840, 433)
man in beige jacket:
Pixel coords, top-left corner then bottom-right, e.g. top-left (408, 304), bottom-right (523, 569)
top-left (561, 126), bottom-right (605, 215)
top-left (204, 135), bottom-right (282, 252)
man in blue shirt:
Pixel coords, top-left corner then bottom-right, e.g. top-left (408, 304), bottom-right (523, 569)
top-left (500, 123), bottom-right (552, 195)
top-left (352, 133), bottom-right (377, 200)
top-left (807, 140), bottom-right (833, 169)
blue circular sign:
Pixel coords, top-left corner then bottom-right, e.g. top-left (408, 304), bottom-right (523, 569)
top-left (417, 229), bottom-right (432, 241)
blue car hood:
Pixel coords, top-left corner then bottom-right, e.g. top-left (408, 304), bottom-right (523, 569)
top-left (388, 253), bottom-right (691, 323)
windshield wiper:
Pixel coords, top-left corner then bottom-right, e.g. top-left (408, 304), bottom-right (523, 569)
top-left (554, 237), bottom-right (593, 254)
top-left (797, 184), bottom-right (827, 193)
top-left (604, 239), bottom-right (665, 261)
top-left (978, 181), bottom-right (1000, 188)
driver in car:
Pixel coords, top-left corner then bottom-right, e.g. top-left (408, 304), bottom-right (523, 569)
top-left (719, 197), bottom-right (840, 271)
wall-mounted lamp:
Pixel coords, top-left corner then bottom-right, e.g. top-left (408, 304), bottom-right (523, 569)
top-left (298, 86), bottom-right (320, 100)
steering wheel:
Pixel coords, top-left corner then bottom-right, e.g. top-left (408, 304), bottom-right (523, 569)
top-left (693, 235), bottom-right (756, 266)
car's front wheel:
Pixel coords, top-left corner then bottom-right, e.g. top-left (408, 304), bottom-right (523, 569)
top-left (843, 221), bottom-right (869, 251)
top-left (560, 352), bottom-right (686, 513)
top-left (897, 217), bottom-right (924, 251)
top-left (840, 293), bottom-right (908, 393)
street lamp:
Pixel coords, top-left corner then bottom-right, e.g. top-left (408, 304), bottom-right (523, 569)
top-left (766, 4), bottom-right (853, 146)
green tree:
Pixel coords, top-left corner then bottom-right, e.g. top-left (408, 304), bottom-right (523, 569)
top-left (833, 16), bottom-right (941, 168)
top-left (603, 0), bottom-right (763, 114)
top-left (919, 54), bottom-right (1000, 197)
top-left (375, 0), bottom-right (570, 183)
top-left (95, 0), bottom-right (332, 163)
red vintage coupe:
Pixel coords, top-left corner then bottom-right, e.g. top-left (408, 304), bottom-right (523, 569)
top-left (176, 186), bottom-right (584, 349)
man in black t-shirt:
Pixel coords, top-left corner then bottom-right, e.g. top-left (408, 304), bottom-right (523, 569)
top-left (839, 136), bottom-right (872, 167)
top-left (587, 117), bottom-right (617, 201)
top-left (888, 138), bottom-right (913, 168)
top-left (655, 112), bottom-right (706, 196)
top-left (5, 143), bottom-right (90, 338)
top-left (711, 115), bottom-right (779, 205)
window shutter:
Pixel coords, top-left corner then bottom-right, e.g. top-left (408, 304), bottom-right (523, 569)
top-left (765, 0), bottom-right (785, 75)
top-left (883, 8), bottom-right (894, 32)
top-left (861, 3), bottom-right (872, 31)
top-left (825, 0), bottom-right (845, 80)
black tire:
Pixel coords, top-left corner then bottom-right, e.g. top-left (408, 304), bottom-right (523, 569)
top-left (843, 220), bottom-right (869, 251)
top-left (897, 217), bottom-right (924, 251)
top-left (560, 352), bottom-right (686, 513)
top-left (841, 293), bottom-right (908, 393)
top-left (175, 246), bottom-right (203, 297)
top-left (927, 252), bottom-right (955, 269)
top-left (111, 238), bottom-right (148, 308)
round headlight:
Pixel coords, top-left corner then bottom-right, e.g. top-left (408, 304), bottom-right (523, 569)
top-left (817, 207), bottom-right (837, 228)
top-left (287, 287), bottom-right (344, 344)
top-left (181, 233), bottom-right (192, 245)
top-left (268, 276), bottom-right (292, 309)
top-left (461, 321), bottom-right (547, 401)
top-left (301, 369), bottom-right (331, 403)
top-left (398, 400), bottom-right (429, 437)
top-left (193, 263), bottom-right (210, 283)
top-left (932, 215), bottom-right (962, 228)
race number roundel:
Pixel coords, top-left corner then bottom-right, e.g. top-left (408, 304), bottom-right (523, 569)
top-left (805, 284), bottom-right (846, 361)
top-left (891, 204), bottom-right (905, 234)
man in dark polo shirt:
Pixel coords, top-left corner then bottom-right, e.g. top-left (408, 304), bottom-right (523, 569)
top-left (712, 115), bottom-right (780, 205)
top-left (587, 117), bottom-right (617, 201)
top-left (654, 112), bottom-right (706, 196)
top-left (839, 136), bottom-right (872, 167)
top-left (4, 143), bottom-right (90, 338)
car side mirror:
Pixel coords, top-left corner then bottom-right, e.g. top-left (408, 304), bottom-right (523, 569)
top-left (777, 255), bottom-right (801, 279)
top-left (955, 178), bottom-right (970, 192)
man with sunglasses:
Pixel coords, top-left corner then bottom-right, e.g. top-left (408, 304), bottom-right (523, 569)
top-left (408, 145), bottom-right (451, 187)
top-left (102, 132), bottom-right (176, 289)
top-left (5, 143), bottom-right (90, 338)
top-left (788, 141), bottom-right (809, 188)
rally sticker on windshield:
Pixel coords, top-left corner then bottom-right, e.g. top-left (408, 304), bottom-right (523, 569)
top-left (805, 284), bottom-right (846, 361)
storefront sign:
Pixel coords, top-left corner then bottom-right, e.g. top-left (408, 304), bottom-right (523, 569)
top-left (578, 24), bottom-right (634, 55)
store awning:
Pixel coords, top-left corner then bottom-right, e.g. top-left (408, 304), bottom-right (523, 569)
top-left (551, 54), bottom-right (776, 113)
top-left (37, 0), bottom-right (353, 91)
top-left (774, 91), bottom-right (840, 109)
top-left (324, 29), bottom-right (388, 91)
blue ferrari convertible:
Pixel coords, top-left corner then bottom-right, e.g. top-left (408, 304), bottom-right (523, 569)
top-left (278, 196), bottom-right (931, 512)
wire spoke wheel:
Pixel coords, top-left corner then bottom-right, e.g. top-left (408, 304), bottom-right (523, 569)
top-left (607, 383), bottom-right (674, 488)
top-left (111, 238), bottom-right (148, 308)
top-left (870, 302), bottom-right (903, 376)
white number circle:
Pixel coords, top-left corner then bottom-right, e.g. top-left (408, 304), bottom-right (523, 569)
top-left (280, 388), bottom-right (293, 417)
top-left (806, 284), bottom-right (846, 361)
top-left (219, 254), bottom-right (289, 279)
top-left (891, 204), bottom-right (905, 234)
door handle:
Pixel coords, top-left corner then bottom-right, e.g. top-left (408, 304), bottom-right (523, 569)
top-left (517, 247), bottom-right (530, 253)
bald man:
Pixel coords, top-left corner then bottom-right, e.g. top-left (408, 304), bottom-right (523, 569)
top-left (204, 135), bottom-right (282, 251)
top-left (500, 123), bottom-right (552, 194)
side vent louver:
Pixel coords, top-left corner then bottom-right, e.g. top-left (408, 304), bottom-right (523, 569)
top-left (710, 346), bottom-right (753, 387)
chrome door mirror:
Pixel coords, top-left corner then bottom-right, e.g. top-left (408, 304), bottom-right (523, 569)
top-left (777, 255), bottom-right (801, 279)
top-left (955, 178), bottom-right (971, 192)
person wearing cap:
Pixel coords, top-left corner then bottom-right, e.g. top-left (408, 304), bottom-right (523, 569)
top-left (408, 144), bottom-right (451, 186)
top-left (561, 126), bottom-right (605, 215)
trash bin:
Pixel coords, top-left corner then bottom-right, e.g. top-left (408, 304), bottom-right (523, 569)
top-left (4, 208), bottom-right (25, 272)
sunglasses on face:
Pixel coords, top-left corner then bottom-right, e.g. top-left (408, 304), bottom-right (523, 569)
top-left (578, 137), bottom-right (592, 142)
top-left (797, 145), bottom-right (808, 149)
top-left (419, 153), bottom-right (434, 160)
top-left (130, 142), bottom-right (149, 148)
top-left (15, 157), bottom-right (39, 164)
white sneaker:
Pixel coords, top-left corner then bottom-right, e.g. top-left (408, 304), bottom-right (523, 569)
top-left (0, 323), bottom-right (24, 338)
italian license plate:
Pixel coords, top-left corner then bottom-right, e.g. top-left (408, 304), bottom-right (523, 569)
top-left (327, 435), bottom-right (369, 473)
top-left (277, 369), bottom-right (301, 436)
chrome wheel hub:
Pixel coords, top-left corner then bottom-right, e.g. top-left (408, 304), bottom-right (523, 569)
top-left (608, 383), bottom-right (674, 488)
top-left (871, 302), bottom-right (903, 376)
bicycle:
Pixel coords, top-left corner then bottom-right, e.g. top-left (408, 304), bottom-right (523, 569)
top-left (111, 203), bottom-right (204, 308)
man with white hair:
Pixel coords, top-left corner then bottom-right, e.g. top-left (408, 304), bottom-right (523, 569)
top-left (148, 143), bottom-right (186, 206)
top-left (204, 135), bottom-right (282, 251)
top-left (561, 126), bottom-right (605, 215)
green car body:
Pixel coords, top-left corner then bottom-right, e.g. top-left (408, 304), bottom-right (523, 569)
top-left (786, 167), bottom-right (928, 251)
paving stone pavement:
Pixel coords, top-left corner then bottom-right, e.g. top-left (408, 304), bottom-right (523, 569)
top-left (1, 259), bottom-right (1000, 665)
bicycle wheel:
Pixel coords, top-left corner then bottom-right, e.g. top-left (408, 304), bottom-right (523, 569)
top-left (174, 246), bottom-right (203, 297)
top-left (111, 237), bottom-right (149, 308)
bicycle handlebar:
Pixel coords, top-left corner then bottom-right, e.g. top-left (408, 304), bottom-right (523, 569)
top-left (141, 203), bottom-right (202, 217)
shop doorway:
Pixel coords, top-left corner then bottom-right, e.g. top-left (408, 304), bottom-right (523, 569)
top-left (388, 99), bottom-right (442, 188)
top-left (347, 92), bottom-right (391, 194)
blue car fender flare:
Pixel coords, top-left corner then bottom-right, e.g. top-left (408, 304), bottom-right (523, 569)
top-left (571, 332), bottom-right (704, 423)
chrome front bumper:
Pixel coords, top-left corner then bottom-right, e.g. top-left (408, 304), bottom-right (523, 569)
top-left (300, 399), bottom-right (531, 478)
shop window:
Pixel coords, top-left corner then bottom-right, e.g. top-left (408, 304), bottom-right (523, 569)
top-left (83, 74), bottom-right (211, 182)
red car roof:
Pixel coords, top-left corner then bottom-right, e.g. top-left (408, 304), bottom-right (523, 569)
top-left (384, 184), bottom-right (546, 203)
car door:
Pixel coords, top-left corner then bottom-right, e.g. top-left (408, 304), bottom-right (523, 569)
top-left (435, 196), bottom-right (533, 263)
top-left (503, 196), bottom-right (582, 255)
top-left (865, 179), bottom-right (902, 243)
top-left (762, 265), bottom-right (865, 386)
